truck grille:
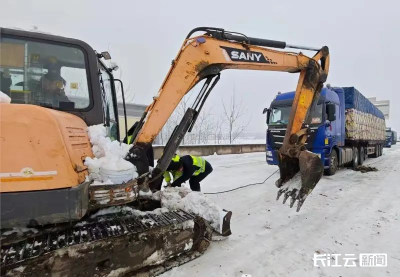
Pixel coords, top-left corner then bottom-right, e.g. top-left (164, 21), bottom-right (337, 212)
top-left (268, 127), bottom-right (318, 149)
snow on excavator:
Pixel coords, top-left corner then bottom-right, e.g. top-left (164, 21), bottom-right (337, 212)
top-left (0, 27), bottom-right (329, 276)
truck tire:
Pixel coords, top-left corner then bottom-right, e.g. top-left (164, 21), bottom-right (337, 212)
top-left (359, 146), bottom-right (365, 165)
top-left (372, 145), bottom-right (378, 158)
top-left (352, 147), bottom-right (359, 169)
top-left (325, 150), bottom-right (338, 176)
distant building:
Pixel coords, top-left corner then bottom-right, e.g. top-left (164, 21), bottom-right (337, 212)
top-left (118, 102), bottom-right (147, 140)
top-left (66, 96), bottom-right (147, 141)
top-left (368, 97), bottom-right (390, 120)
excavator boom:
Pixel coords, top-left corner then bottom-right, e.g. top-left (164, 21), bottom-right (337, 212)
top-left (127, 27), bottom-right (329, 211)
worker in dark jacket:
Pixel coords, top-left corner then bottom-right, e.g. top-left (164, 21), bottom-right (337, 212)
top-left (164, 154), bottom-right (213, 192)
top-left (123, 121), bottom-right (139, 145)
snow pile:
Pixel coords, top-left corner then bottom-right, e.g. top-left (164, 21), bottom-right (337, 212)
top-left (1, 227), bottom-right (38, 237)
top-left (90, 205), bottom-right (169, 218)
top-left (0, 91), bottom-right (11, 104)
top-left (159, 187), bottom-right (223, 231)
top-left (84, 124), bottom-right (138, 184)
top-left (278, 172), bottom-right (302, 193)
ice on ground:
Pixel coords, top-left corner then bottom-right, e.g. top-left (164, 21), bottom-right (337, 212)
top-left (85, 124), bottom-right (138, 183)
top-left (159, 187), bottom-right (224, 232)
top-left (0, 91), bottom-right (11, 103)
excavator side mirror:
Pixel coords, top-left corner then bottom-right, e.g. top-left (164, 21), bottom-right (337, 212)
top-left (326, 103), bottom-right (336, 122)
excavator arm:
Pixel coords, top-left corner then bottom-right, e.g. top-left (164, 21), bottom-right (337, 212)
top-left (127, 27), bottom-right (329, 211)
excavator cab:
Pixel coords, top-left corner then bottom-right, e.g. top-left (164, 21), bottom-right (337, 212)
top-left (0, 28), bottom-right (125, 227)
top-left (0, 28), bottom-right (121, 136)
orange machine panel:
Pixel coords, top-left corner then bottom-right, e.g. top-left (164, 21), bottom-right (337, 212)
top-left (0, 104), bottom-right (93, 192)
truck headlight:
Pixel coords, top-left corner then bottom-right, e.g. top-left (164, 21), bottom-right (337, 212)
top-left (267, 151), bottom-right (273, 157)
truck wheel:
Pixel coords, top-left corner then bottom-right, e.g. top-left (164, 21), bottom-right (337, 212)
top-left (352, 147), bottom-right (359, 169)
top-left (358, 146), bottom-right (365, 165)
top-left (325, 150), bottom-right (338, 176)
top-left (372, 145), bottom-right (378, 158)
top-left (378, 145), bottom-right (382, 157)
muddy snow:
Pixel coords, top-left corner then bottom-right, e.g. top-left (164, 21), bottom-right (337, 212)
top-left (159, 187), bottom-right (224, 232)
top-left (161, 146), bottom-right (400, 277)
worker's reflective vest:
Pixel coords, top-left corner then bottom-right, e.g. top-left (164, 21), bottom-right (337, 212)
top-left (191, 155), bottom-right (206, 176)
top-left (127, 135), bottom-right (133, 145)
top-left (163, 155), bottom-right (206, 182)
top-left (163, 154), bottom-right (182, 183)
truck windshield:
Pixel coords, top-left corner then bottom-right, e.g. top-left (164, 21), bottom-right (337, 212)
top-left (386, 131), bottom-right (392, 138)
top-left (0, 36), bottom-right (90, 110)
top-left (269, 104), bottom-right (323, 125)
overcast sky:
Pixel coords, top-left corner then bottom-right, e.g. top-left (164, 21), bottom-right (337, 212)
top-left (1, 0), bottom-right (399, 136)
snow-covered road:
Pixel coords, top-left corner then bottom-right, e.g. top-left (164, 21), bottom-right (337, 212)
top-left (162, 146), bottom-right (400, 277)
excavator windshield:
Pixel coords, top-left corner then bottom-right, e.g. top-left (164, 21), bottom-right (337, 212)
top-left (0, 35), bottom-right (91, 110)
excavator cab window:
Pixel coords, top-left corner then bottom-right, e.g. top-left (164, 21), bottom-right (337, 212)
top-left (98, 62), bottom-right (119, 140)
top-left (0, 36), bottom-right (91, 110)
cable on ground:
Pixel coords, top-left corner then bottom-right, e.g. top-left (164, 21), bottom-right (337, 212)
top-left (204, 169), bottom-right (279, 195)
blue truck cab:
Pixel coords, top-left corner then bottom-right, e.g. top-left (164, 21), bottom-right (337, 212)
top-left (265, 86), bottom-right (385, 175)
top-left (385, 128), bottom-right (393, 148)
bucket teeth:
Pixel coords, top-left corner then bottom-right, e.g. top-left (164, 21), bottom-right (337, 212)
top-left (289, 190), bottom-right (297, 208)
top-left (276, 150), bottom-right (323, 211)
top-left (276, 189), bottom-right (284, 201)
top-left (282, 192), bottom-right (290, 204)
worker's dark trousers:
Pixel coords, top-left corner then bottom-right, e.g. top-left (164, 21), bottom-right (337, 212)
top-left (189, 161), bottom-right (213, 192)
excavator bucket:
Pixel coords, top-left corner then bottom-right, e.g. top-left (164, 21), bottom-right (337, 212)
top-left (276, 150), bottom-right (324, 211)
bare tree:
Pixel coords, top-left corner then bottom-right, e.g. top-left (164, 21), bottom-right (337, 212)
top-left (156, 95), bottom-right (188, 145)
top-left (113, 67), bottom-right (135, 103)
top-left (157, 111), bottom-right (180, 145)
top-left (104, 44), bottom-right (135, 103)
top-left (222, 88), bottom-right (250, 144)
top-left (214, 116), bottom-right (225, 144)
top-left (190, 107), bottom-right (214, 144)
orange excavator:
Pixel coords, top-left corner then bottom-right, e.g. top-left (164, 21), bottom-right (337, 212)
top-left (0, 27), bottom-right (329, 276)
